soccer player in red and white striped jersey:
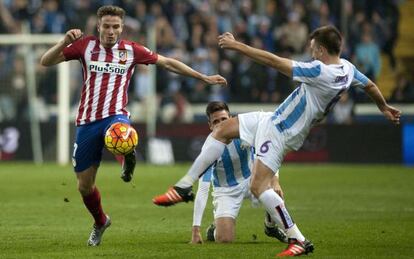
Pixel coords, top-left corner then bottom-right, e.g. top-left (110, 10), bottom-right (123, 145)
top-left (40, 5), bottom-right (227, 246)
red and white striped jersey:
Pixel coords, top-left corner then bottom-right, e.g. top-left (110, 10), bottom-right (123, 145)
top-left (63, 35), bottom-right (158, 126)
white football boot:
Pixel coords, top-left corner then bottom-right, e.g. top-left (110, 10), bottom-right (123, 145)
top-left (87, 215), bottom-right (111, 246)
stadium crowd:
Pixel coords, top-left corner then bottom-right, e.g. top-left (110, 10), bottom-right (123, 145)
top-left (0, 0), bottom-right (412, 123)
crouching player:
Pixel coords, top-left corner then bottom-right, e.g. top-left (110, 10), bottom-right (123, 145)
top-left (192, 167), bottom-right (287, 244)
top-left (155, 101), bottom-right (288, 243)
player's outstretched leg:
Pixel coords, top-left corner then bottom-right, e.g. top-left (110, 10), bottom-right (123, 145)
top-left (87, 215), bottom-right (111, 246)
top-left (120, 150), bottom-right (136, 182)
top-left (153, 134), bottom-right (226, 206)
top-left (276, 238), bottom-right (314, 257)
top-left (152, 186), bottom-right (194, 206)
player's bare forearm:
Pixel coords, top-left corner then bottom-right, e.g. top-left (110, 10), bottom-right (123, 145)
top-left (157, 55), bottom-right (227, 85)
top-left (364, 81), bottom-right (387, 110)
top-left (41, 29), bottom-right (82, 66)
top-left (218, 32), bottom-right (292, 77)
top-left (40, 40), bottom-right (67, 66)
top-left (236, 42), bottom-right (292, 76)
top-left (158, 56), bottom-right (203, 79)
top-left (364, 81), bottom-right (401, 124)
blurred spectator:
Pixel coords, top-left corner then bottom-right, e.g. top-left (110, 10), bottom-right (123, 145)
top-left (0, 0), bottom-right (407, 124)
top-left (0, 1), bottom-right (17, 33)
top-left (132, 0), bottom-right (150, 32)
top-left (9, 0), bottom-right (33, 23)
top-left (36, 0), bottom-right (66, 34)
top-left (151, 2), bottom-right (175, 51)
top-left (330, 92), bottom-right (354, 124)
top-left (216, 0), bottom-right (234, 34)
top-left (354, 24), bottom-right (381, 82)
top-left (256, 17), bottom-right (275, 52)
top-left (188, 81), bottom-right (209, 103)
top-left (160, 91), bottom-right (194, 123)
top-left (309, 1), bottom-right (337, 31)
top-left (133, 65), bottom-right (151, 101)
top-left (0, 55), bottom-right (26, 121)
top-left (347, 10), bottom-right (366, 53)
top-left (264, 0), bottom-right (283, 29)
top-left (371, 11), bottom-right (390, 51)
top-left (389, 74), bottom-right (414, 103)
top-left (66, 0), bottom-right (94, 31)
top-left (274, 11), bottom-right (308, 54)
top-left (170, 1), bottom-right (190, 42)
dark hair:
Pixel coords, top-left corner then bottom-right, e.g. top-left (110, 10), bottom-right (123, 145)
top-left (97, 5), bottom-right (125, 20)
top-left (309, 25), bottom-right (342, 55)
top-left (206, 101), bottom-right (230, 119)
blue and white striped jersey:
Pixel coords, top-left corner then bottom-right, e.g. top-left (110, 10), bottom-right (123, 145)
top-left (272, 58), bottom-right (369, 150)
top-left (201, 138), bottom-right (252, 187)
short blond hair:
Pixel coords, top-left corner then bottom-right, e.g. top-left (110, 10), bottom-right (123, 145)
top-left (97, 5), bottom-right (125, 20)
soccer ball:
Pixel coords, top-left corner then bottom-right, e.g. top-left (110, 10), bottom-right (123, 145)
top-left (104, 122), bottom-right (138, 155)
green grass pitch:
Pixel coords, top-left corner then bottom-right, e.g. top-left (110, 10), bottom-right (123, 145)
top-left (0, 162), bottom-right (413, 258)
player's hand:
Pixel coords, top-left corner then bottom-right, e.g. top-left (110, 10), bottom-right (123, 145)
top-left (381, 104), bottom-right (401, 125)
top-left (218, 32), bottom-right (237, 49)
top-left (273, 183), bottom-right (284, 200)
top-left (271, 174), bottom-right (284, 199)
top-left (201, 74), bottom-right (227, 86)
top-left (190, 226), bottom-right (203, 244)
top-left (63, 29), bottom-right (83, 45)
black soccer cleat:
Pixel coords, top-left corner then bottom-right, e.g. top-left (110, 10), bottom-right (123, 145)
top-left (206, 224), bottom-right (216, 242)
top-left (121, 151), bottom-right (136, 182)
top-left (264, 224), bottom-right (288, 243)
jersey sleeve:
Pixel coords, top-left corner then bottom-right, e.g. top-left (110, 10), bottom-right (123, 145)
top-left (351, 65), bottom-right (369, 88)
top-left (292, 60), bottom-right (322, 84)
top-left (201, 167), bottom-right (213, 182)
top-left (192, 179), bottom-right (211, 227)
top-left (132, 42), bottom-right (158, 65)
top-left (63, 37), bottom-right (89, 61)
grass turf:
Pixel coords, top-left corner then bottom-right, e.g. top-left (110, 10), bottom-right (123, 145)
top-left (0, 163), bottom-right (413, 258)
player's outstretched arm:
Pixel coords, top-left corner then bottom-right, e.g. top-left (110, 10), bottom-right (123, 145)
top-left (40, 29), bottom-right (83, 66)
top-left (364, 80), bottom-right (401, 125)
top-left (190, 180), bottom-right (211, 244)
top-left (218, 32), bottom-right (293, 77)
top-left (156, 55), bottom-right (227, 86)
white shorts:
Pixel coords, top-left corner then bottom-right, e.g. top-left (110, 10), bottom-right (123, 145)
top-left (212, 178), bottom-right (251, 219)
top-left (238, 112), bottom-right (289, 173)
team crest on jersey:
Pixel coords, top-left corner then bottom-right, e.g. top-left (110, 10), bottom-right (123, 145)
top-left (119, 50), bottom-right (127, 63)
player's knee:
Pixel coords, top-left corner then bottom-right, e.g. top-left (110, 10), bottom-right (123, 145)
top-left (215, 224), bottom-right (235, 243)
top-left (250, 182), bottom-right (263, 198)
top-left (77, 183), bottom-right (94, 196)
top-left (215, 233), bottom-right (234, 243)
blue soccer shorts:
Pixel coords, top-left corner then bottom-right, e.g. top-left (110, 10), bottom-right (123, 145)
top-left (72, 115), bottom-right (131, 173)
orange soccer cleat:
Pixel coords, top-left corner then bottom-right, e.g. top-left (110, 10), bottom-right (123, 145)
top-left (276, 238), bottom-right (314, 257)
top-left (152, 186), bottom-right (194, 206)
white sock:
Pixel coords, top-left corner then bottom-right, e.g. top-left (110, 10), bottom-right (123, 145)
top-left (175, 134), bottom-right (225, 188)
top-left (258, 189), bottom-right (305, 241)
